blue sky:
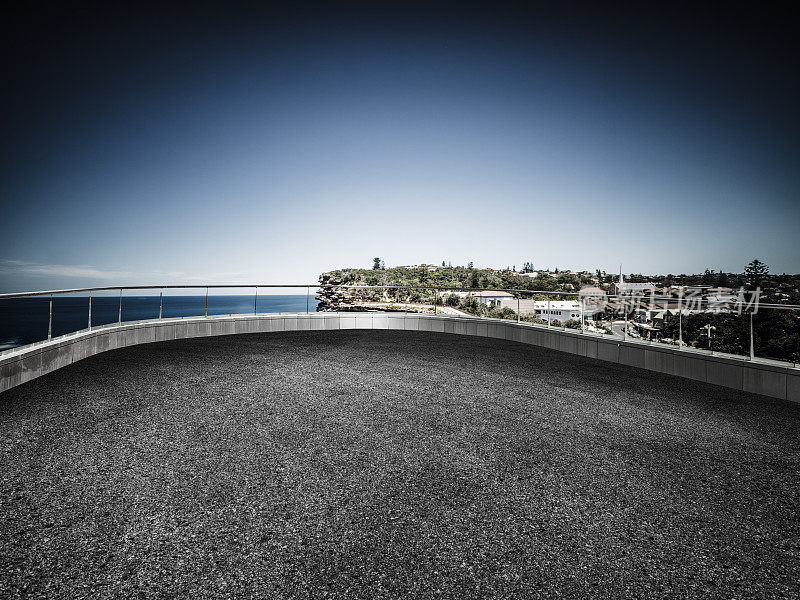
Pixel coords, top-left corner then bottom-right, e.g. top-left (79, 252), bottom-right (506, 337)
top-left (1, 4), bottom-right (798, 292)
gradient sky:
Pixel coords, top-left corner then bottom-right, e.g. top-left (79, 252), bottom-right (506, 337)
top-left (1, 2), bottom-right (798, 292)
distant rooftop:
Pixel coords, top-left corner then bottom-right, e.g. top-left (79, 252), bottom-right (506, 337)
top-left (473, 290), bottom-right (515, 297)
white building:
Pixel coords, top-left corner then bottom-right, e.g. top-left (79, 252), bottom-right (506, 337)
top-left (608, 273), bottom-right (655, 296)
top-left (473, 291), bottom-right (515, 308)
top-left (455, 291), bottom-right (604, 322)
top-left (532, 300), bottom-right (583, 323)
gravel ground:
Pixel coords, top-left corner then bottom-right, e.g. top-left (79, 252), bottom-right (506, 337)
top-left (1, 330), bottom-right (799, 599)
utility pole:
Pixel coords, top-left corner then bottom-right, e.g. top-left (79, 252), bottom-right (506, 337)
top-left (678, 286), bottom-right (683, 347)
top-left (702, 323), bottom-right (715, 351)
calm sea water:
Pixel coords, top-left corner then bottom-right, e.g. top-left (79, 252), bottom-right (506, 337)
top-left (0, 295), bottom-right (318, 350)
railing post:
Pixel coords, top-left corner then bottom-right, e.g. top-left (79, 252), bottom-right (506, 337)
top-left (88, 293), bottom-right (92, 330)
top-left (678, 288), bottom-right (683, 348)
top-left (254, 286), bottom-right (258, 315)
top-left (624, 308), bottom-right (627, 341)
top-left (118, 289), bottom-right (122, 324)
top-left (205, 287), bottom-right (208, 317)
top-left (48, 295), bottom-right (53, 340)
top-left (580, 298), bottom-right (584, 334)
top-left (307, 287), bottom-right (310, 314)
top-left (749, 311), bottom-right (754, 360)
top-left (517, 296), bottom-right (520, 322)
top-left (159, 290), bottom-right (163, 319)
top-left (547, 298), bottom-right (550, 327)
top-left (434, 289), bottom-right (437, 314)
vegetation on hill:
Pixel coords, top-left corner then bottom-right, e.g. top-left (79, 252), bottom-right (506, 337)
top-left (321, 258), bottom-right (800, 304)
top-left (319, 264), bottom-right (595, 294)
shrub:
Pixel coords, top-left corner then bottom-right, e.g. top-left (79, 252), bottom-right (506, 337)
top-left (459, 296), bottom-right (479, 312)
top-left (500, 307), bottom-right (517, 320)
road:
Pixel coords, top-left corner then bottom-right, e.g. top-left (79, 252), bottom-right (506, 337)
top-left (610, 320), bottom-right (636, 339)
top-left (351, 301), bottom-right (472, 317)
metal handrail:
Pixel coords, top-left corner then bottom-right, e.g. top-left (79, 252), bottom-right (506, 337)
top-left (0, 284), bottom-right (795, 309)
top-left (0, 285), bottom-right (314, 299)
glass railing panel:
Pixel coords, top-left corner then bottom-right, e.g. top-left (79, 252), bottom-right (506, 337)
top-left (748, 308), bottom-right (799, 364)
top-left (119, 290), bottom-right (160, 324)
top-left (255, 286), bottom-right (316, 314)
top-left (50, 292), bottom-right (87, 336)
top-left (0, 296), bottom-right (49, 350)
top-left (90, 293), bottom-right (127, 328)
top-left (160, 288), bottom-right (205, 319)
top-left (204, 287), bottom-right (256, 317)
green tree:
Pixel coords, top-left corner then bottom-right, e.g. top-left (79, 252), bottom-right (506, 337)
top-left (744, 259), bottom-right (769, 289)
top-left (372, 257), bottom-right (381, 270)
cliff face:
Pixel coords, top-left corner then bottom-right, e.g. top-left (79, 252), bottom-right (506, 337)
top-left (316, 271), bottom-right (414, 312)
top-left (316, 273), bottom-right (347, 311)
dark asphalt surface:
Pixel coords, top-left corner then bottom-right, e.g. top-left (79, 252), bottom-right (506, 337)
top-left (1, 330), bottom-right (799, 599)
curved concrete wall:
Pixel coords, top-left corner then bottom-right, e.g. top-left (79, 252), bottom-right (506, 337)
top-left (1, 312), bottom-right (799, 402)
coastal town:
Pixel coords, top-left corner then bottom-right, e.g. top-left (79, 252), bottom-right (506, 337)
top-left (317, 260), bottom-right (800, 364)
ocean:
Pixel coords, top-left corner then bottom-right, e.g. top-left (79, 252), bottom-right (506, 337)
top-left (0, 295), bottom-right (319, 351)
